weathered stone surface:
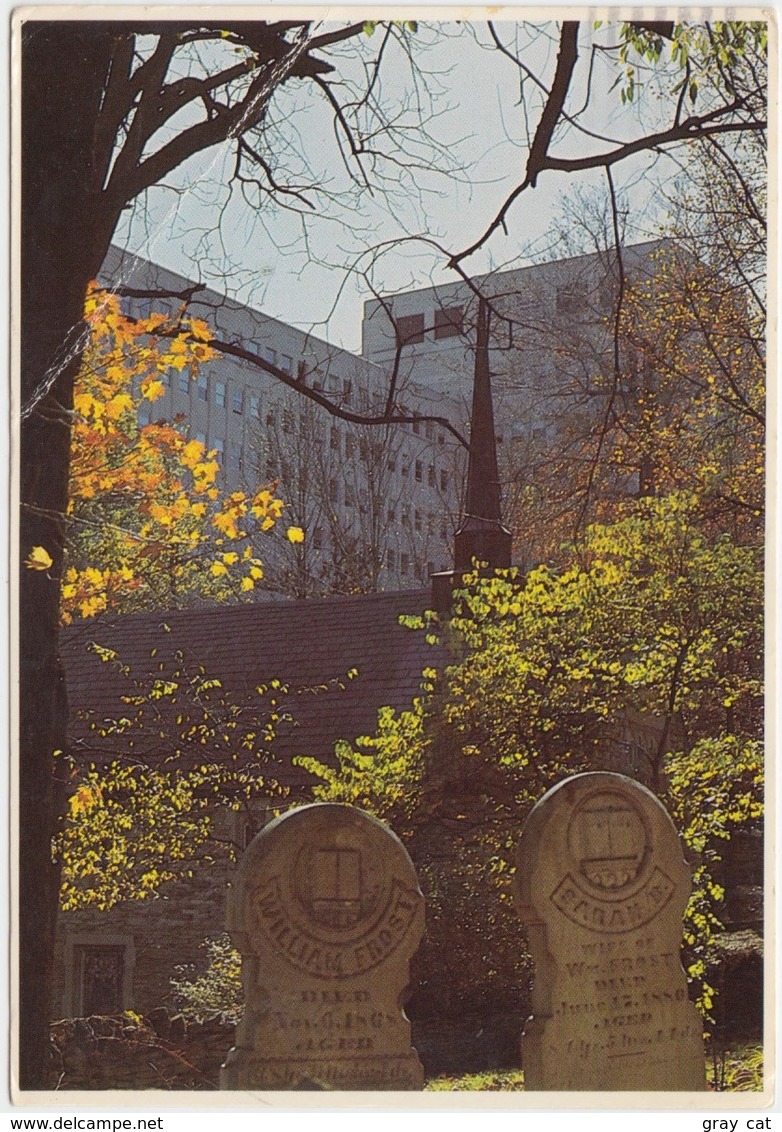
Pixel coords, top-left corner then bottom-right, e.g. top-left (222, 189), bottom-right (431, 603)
top-left (49, 1013), bottom-right (235, 1090)
top-left (514, 772), bottom-right (705, 1091)
top-left (220, 803), bottom-right (425, 1090)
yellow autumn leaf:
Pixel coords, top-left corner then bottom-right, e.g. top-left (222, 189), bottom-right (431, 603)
top-left (25, 546), bottom-right (53, 571)
top-left (188, 319), bottom-right (213, 343)
top-left (286, 526), bottom-right (305, 544)
top-left (240, 576), bottom-right (254, 592)
top-left (211, 561), bottom-right (229, 577)
top-left (182, 439), bottom-right (204, 465)
top-left (142, 379), bottom-right (166, 402)
top-left (68, 784), bottom-right (102, 817)
top-left (104, 392), bottom-right (135, 420)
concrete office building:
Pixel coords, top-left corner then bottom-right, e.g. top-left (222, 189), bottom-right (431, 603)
top-left (100, 240), bottom-right (667, 592)
top-left (101, 246), bottom-right (466, 595)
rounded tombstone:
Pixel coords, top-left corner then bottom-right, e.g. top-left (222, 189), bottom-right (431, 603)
top-left (514, 772), bottom-right (705, 1091)
top-left (220, 803), bottom-right (425, 1091)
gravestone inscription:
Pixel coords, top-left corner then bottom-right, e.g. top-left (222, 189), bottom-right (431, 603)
top-left (514, 772), bottom-right (705, 1090)
top-left (220, 803), bottom-right (425, 1090)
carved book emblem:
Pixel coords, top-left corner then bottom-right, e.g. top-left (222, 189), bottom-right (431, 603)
top-left (309, 848), bottom-right (362, 928)
top-left (568, 791), bottom-right (648, 891)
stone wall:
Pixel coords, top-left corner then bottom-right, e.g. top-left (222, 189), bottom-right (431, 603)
top-left (49, 1012), bottom-right (235, 1091)
top-left (53, 860), bottom-right (235, 1018)
top-left (47, 1009), bottom-right (520, 1089)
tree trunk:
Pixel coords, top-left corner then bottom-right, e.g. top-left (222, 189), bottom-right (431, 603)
top-left (19, 23), bottom-right (118, 1089)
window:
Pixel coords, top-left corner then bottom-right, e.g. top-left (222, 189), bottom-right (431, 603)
top-left (64, 937), bottom-right (134, 1017)
top-left (329, 478), bottom-right (339, 503)
top-left (197, 374), bottom-right (208, 402)
top-left (396, 312), bottom-right (425, 345)
top-left (213, 438), bottom-right (224, 459)
top-left (138, 405), bottom-right (151, 427)
top-left (386, 548), bottom-right (396, 570)
top-left (387, 455), bottom-right (396, 473)
top-left (359, 439), bottom-right (369, 462)
top-left (313, 527), bottom-right (323, 550)
top-left (412, 419), bottom-right (421, 436)
top-left (428, 513), bottom-right (435, 535)
top-left (427, 561), bottom-right (435, 578)
top-left (401, 456), bottom-right (410, 478)
top-left (76, 946), bottom-right (127, 1015)
top-left (400, 553), bottom-right (409, 576)
top-left (196, 431), bottom-right (207, 447)
top-left (280, 354), bottom-right (292, 375)
top-left (330, 427), bottom-right (341, 453)
top-left (402, 507), bottom-right (410, 527)
top-left (387, 506), bottom-right (396, 523)
top-left (438, 432), bottom-right (445, 446)
top-left (440, 468), bottom-right (449, 492)
top-left (262, 346), bottom-right (277, 367)
top-left (434, 307), bottom-right (463, 339)
top-left (342, 379), bottom-right (352, 404)
top-left (344, 486), bottom-right (354, 508)
top-left (556, 285), bottom-right (579, 314)
top-left (428, 464), bottom-right (435, 488)
top-left (415, 460), bottom-right (423, 483)
top-left (232, 388), bottom-right (244, 414)
top-left (215, 382), bottom-right (226, 409)
top-left (178, 372), bottom-right (190, 395)
top-left (266, 410), bottom-right (275, 427)
top-left (345, 435), bottom-right (354, 459)
top-left (249, 394), bottom-right (260, 418)
top-left (414, 509), bottom-right (422, 533)
top-left (282, 409), bottom-right (294, 434)
top-left (425, 421), bottom-right (434, 440)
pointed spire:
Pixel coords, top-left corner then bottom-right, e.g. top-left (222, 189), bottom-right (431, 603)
top-left (453, 297), bottom-right (513, 571)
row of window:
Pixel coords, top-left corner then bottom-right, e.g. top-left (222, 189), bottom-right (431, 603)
top-left (388, 455), bottom-right (450, 492)
top-left (303, 530), bottom-right (440, 581)
top-left (164, 368), bottom-right (363, 415)
top-left (391, 278), bottom-right (613, 349)
top-left (260, 346), bottom-right (293, 375)
top-left (386, 549), bottom-right (438, 579)
top-left (395, 307), bottom-right (463, 346)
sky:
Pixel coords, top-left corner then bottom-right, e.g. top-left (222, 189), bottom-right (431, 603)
top-left (114, 19), bottom-right (686, 352)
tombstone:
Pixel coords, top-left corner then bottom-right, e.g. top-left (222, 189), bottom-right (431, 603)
top-left (514, 772), bottom-right (705, 1090)
top-left (220, 803), bottom-right (425, 1090)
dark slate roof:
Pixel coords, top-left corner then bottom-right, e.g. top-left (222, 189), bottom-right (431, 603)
top-left (62, 590), bottom-right (445, 787)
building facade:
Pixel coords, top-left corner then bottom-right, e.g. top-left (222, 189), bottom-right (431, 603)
top-left (101, 246), bottom-right (466, 596)
top-left (102, 240), bottom-right (669, 594)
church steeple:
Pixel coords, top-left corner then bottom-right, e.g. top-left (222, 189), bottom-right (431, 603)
top-left (454, 297), bottom-right (513, 571)
top-left (432, 296), bottom-right (512, 611)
